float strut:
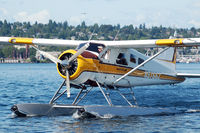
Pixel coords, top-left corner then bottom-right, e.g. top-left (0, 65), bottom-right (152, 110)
top-left (96, 81), bottom-right (112, 106)
top-left (49, 80), bottom-right (65, 104)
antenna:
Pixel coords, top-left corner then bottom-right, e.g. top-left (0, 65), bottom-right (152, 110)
top-left (173, 30), bottom-right (177, 38)
top-left (114, 29), bottom-right (120, 41)
top-left (169, 30), bottom-right (178, 39)
top-left (169, 26), bottom-right (178, 39)
top-left (89, 28), bottom-right (96, 41)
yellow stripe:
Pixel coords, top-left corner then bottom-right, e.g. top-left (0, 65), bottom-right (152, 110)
top-left (9, 37), bottom-right (33, 44)
top-left (75, 59), bottom-right (184, 81)
top-left (160, 74), bottom-right (183, 81)
top-left (156, 39), bottom-right (183, 46)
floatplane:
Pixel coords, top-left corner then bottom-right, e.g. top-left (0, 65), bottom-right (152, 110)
top-left (1, 35), bottom-right (200, 117)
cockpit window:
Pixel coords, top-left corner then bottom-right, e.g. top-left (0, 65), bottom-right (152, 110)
top-left (130, 54), bottom-right (136, 63)
top-left (116, 53), bottom-right (128, 65)
top-left (76, 43), bottom-right (105, 54)
top-left (76, 43), bottom-right (86, 50)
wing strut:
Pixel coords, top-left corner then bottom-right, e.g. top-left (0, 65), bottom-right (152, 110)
top-left (113, 47), bottom-right (170, 85)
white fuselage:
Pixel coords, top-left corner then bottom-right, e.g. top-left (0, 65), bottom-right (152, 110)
top-left (69, 48), bottom-right (185, 88)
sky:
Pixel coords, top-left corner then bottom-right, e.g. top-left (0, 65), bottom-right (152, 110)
top-left (0, 0), bottom-right (200, 28)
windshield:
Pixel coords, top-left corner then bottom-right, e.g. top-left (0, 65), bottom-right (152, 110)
top-left (76, 42), bottom-right (105, 53)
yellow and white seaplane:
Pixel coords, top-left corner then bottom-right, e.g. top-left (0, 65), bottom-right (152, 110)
top-left (1, 35), bottom-right (200, 117)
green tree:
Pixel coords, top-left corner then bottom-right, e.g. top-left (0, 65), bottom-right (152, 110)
top-left (0, 48), bottom-right (4, 57)
top-left (2, 46), bottom-right (16, 58)
top-left (30, 55), bottom-right (37, 63)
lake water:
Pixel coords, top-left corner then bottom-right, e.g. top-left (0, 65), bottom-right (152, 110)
top-left (0, 63), bottom-right (200, 133)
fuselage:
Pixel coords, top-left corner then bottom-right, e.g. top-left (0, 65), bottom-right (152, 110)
top-left (56, 43), bottom-right (185, 89)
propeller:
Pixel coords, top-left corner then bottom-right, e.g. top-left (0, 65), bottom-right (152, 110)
top-left (32, 43), bottom-right (90, 98)
top-left (63, 42), bottom-right (90, 97)
top-left (66, 69), bottom-right (70, 97)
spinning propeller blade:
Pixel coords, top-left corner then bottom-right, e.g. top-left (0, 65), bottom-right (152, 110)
top-left (66, 69), bottom-right (70, 97)
top-left (39, 50), bottom-right (62, 64)
top-left (64, 42), bottom-right (90, 97)
top-left (67, 42), bottom-right (90, 64)
top-left (32, 46), bottom-right (62, 64)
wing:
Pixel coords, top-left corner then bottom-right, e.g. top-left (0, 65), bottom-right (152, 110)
top-left (177, 73), bottom-right (200, 78)
top-left (0, 37), bottom-right (87, 47)
top-left (1, 36), bottom-right (200, 48)
top-left (97, 38), bottom-right (200, 48)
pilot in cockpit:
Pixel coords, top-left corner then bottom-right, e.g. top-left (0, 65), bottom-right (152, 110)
top-left (97, 46), bottom-right (103, 53)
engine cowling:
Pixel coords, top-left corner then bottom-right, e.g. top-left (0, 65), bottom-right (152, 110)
top-left (56, 50), bottom-right (79, 79)
top-left (56, 49), bottom-right (100, 86)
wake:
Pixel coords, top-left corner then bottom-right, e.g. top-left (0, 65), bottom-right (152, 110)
top-left (72, 106), bottom-right (200, 119)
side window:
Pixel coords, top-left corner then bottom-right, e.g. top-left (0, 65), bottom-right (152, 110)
top-left (138, 58), bottom-right (144, 64)
top-left (116, 53), bottom-right (128, 65)
top-left (130, 54), bottom-right (136, 63)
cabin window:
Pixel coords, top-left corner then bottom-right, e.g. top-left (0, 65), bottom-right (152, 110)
top-left (138, 58), bottom-right (144, 64)
top-left (116, 53), bottom-right (128, 65)
top-left (130, 54), bottom-right (136, 63)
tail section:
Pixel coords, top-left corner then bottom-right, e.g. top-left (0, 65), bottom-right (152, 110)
top-left (155, 47), bottom-right (177, 73)
top-left (155, 47), bottom-right (177, 64)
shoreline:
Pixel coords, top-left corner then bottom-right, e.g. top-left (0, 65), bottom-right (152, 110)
top-left (0, 58), bottom-right (51, 63)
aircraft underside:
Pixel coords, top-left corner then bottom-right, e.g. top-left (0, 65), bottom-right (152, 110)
top-left (72, 71), bottom-right (185, 88)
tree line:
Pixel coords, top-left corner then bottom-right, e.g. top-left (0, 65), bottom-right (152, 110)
top-left (0, 19), bottom-right (200, 61)
top-left (0, 20), bottom-right (199, 40)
